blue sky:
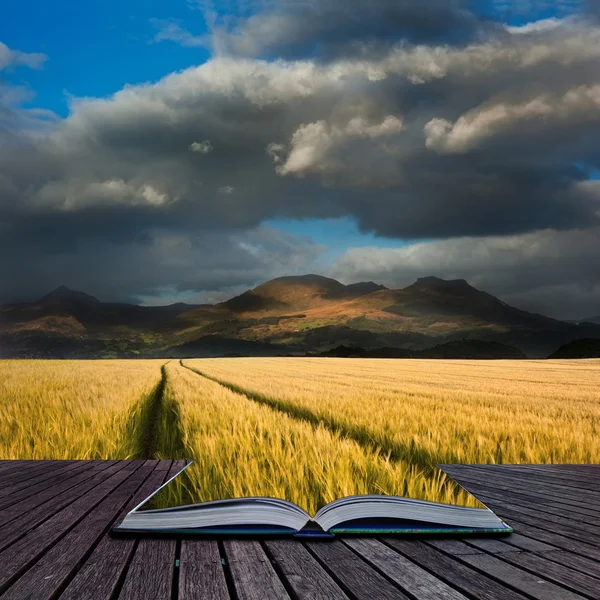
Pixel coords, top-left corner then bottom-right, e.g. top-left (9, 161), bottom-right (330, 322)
top-left (0, 0), bottom-right (211, 118)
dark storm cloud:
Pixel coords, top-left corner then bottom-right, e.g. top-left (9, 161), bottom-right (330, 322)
top-left (331, 223), bottom-right (600, 320)
top-left (1, 6), bottom-right (600, 314)
top-left (203, 0), bottom-right (498, 60)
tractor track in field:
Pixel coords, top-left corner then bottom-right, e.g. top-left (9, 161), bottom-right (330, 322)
top-left (134, 361), bottom-right (187, 460)
top-left (179, 359), bottom-right (442, 474)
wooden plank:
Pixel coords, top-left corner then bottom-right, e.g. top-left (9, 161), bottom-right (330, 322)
top-left (483, 465), bottom-right (600, 485)
top-left (0, 461), bottom-right (48, 477)
top-left (118, 539), bottom-right (176, 600)
top-left (306, 540), bottom-right (411, 600)
top-left (497, 551), bottom-right (600, 598)
top-left (0, 461), bottom-right (86, 507)
top-left (345, 538), bottom-right (468, 600)
top-left (0, 460), bottom-right (104, 514)
top-left (446, 466), bottom-right (600, 502)
top-left (426, 539), bottom-right (483, 556)
top-left (455, 538), bottom-right (522, 555)
top-left (0, 460), bottom-right (126, 552)
top-left (59, 461), bottom-right (177, 600)
top-left (475, 488), bottom-right (600, 527)
top-left (493, 516), bottom-right (600, 562)
top-left (265, 540), bottom-right (349, 600)
top-left (532, 550), bottom-right (600, 580)
top-left (178, 541), bottom-right (230, 600)
top-left (443, 464), bottom-right (600, 496)
top-left (482, 533), bottom-right (556, 554)
top-left (444, 467), bottom-right (600, 509)
top-left (224, 540), bottom-right (291, 600)
top-left (0, 461), bottom-right (73, 495)
top-left (471, 493), bottom-right (600, 544)
top-left (447, 473), bottom-right (600, 516)
top-left (386, 539), bottom-right (530, 600)
top-left (449, 474), bottom-right (600, 524)
top-left (0, 461), bottom-right (158, 600)
top-left (118, 461), bottom-right (190, 600)
top-left (0, 460), bottom-right (147, 593)
top-left (459, 552), bottom-right (587, 600)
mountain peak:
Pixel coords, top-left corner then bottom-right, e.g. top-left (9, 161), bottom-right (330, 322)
top-left (38, 286), bottom-right (101, 306)
top-left (408, 276), bottom-right (475, 293)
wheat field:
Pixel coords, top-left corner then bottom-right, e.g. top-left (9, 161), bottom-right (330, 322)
top-left (1, 357), bottom-right (599, 509)
top-left (0, 359), bottom-right (163, 459)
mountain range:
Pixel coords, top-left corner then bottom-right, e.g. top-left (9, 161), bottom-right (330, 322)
top-left (1, 275), bottom-right (599, 359)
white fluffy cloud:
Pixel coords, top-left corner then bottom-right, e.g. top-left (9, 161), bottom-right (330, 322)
top-left (425, 85), bottom-right (600, 153)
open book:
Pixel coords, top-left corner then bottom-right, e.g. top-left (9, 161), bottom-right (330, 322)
top-left (114, 464), bottom-right (513, 538)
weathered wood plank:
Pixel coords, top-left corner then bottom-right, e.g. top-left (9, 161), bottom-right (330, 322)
top-left (454, 538), bottom-right (522, 555)
top-left (307, 540), bottom-right (411, 600)
top-left (498, 551), bottom-right (600, 597)
top-left (0, 460), bottom-right (147, 594)
top-left (265, 540), bottom-right (349, 600)
top-left (178, 541), bottom-right (230, 600)
top-left (0, 460), bottom-right (125, 552)
top-left (444, 467), bottom-right (600, 510)
top-left (532, 550), bottom-right (600, 580)
top-left (426, 539), bottom-right (483, 556)
top-left (118, 461), bottom-right (190, 600)
top-left (118, 539), bottom-right (176, 600)
top-left (446, 466), bottom-right (600, 502)
top-left (0, 461), bottom-right (74, 495)
top-left (0, 461), bottom-right (86, 508)
top-left (0, 461), bottom-right (158, 600)
top-left (459, 552), bottom-right (587, 600)
top-left (386, 539), bottom-right (530, 600)
top-left (493, 517), bottom-right (600, 562)
top-left (224, 540), bottom-right (290, 600)
top-left (0, 460), bottom-right (109, 516)
top-left (446, 474), bottom-right (600, 516)
top-left (0, 461), bottom-right (56, 478)
top-left (497, 533), bottom-right (556, 553)
top-left (345, 538), bottom-right (468, 600)
top-left (472, 493), bottom-right (600, 545)
top-left (59, 461), bottom-right (178, 600)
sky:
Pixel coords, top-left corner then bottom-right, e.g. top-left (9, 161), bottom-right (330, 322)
top-left (1, 0), bottom-right (599, 319)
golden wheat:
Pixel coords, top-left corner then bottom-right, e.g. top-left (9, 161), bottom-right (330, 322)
top-left (161, 361), bottom-right (475, 512)
top-left (185, 357), bottom-right (600, 465)
top-left (0, 359), bottom-right (163, 459)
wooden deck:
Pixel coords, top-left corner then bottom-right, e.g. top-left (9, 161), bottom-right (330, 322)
top-left (0, 462), bottom-right (598, 600)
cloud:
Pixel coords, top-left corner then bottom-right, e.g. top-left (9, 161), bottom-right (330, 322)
top-left (151, 19), bottom-right (208, 48)
top-left (271, 115), bottom-right (404, 182)
top-left (0, 41), bottom-right (47, 70)
top-left (190, 140), bottom-right (213, 153)
top-left (425, 85), bottom-right (600, 154)
top-left (331, 224), bottom-right (600, 320)
top-left (200, 0), bottom-right (498, 59)
top-left (0, 225), bottom-right (326, 305)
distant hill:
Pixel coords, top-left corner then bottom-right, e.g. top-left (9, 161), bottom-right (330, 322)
top-left (320, 340), bottom-right (526, 360)
top-left (582, 316), bottom-right (600, 325)
top-left (38, 285), bottom-right (101, 308)
top-left (548, 339), bottom-right (600, 359)
top-left (222, 275), bottom-right (385, 313)
top-left (2, 275), bottom-right (600, 358)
